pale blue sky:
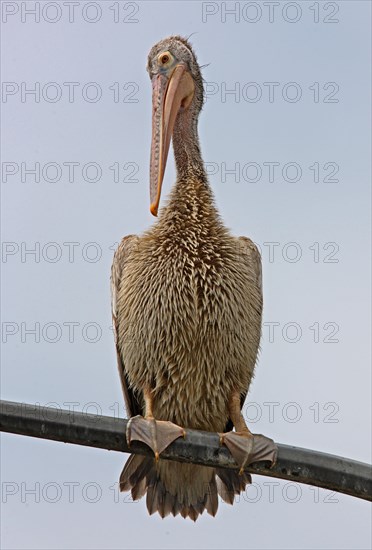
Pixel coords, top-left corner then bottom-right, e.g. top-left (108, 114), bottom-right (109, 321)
top-left (1, 1), bottom-right (371, 549)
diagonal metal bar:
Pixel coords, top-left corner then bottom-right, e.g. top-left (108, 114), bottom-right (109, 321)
top-left (1, 400), bottom-right (371, 501)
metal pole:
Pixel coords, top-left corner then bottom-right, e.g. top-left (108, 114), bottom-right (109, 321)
top-left (1, 400), bottom-right (371, 501)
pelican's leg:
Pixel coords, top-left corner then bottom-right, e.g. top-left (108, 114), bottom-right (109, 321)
top-left (220, 392), bottom-right (277, 474)
top-left (126, 389), bottom-right (185, 461)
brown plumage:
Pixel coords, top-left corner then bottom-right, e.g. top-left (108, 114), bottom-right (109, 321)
top-left (111, 36), bottom-right (275, 521)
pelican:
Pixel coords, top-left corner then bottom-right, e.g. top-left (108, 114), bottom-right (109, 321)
top-left (111, 36), bottom-right (277, 520)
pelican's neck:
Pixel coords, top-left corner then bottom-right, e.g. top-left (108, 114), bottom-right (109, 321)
top-left (172, 107), bottom-right (206, 184)
top-left (158, 107), bottom-right (218, 224)
top-left (155, 105), bottom-right (221, 235)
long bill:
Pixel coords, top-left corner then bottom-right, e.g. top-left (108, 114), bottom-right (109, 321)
top-left (149, 64), bottom-right (194, 216)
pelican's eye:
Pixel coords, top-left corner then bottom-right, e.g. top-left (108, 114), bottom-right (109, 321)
top-left (158, 51), bottom-right (173, 68)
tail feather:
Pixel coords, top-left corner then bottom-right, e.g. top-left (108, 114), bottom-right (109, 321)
top-left (205, 475), bottom-right (219, 516)
top-left (216, 467), bottom-right (251, 504)
top-left (162, 489), bottom-right (177, 517)
top-left (120, 454), bottom-right (251, 520)
top-left (131, 476), bottom-right (147, 500)
top-left (119, 454), bottom-right (152, 492)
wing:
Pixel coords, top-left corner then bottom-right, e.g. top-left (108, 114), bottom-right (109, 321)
top-left (111, 234), bottom-right (143, 418)
top-left (237, 236), bottom-right (262, 293)
top-left (225, 236), bottom-right (263, 431)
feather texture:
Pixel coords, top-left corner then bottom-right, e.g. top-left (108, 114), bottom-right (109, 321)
top-left (111, 36), bottom-right (263, 520)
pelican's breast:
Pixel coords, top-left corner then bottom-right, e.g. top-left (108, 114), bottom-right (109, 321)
top-left (117, 230), bottom-right (261, 430)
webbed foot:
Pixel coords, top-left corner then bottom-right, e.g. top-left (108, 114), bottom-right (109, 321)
top-left (220, 431), bottom-right (277, 474)
top-left (126, 415), bottom-right (185, 461)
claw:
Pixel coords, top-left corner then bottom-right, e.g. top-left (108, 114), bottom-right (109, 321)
top-left (126, 415), bottom-right (185, 459)
top-left (220, 431), bottom-right (277, 473)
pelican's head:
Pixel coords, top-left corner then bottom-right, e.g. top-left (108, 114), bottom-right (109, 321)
top-left (147, 36), bottom-right (204, 216)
